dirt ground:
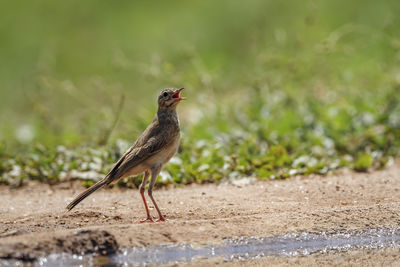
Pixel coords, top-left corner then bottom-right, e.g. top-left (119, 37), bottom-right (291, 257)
top-left (1, 161), bottom-right (400, 265)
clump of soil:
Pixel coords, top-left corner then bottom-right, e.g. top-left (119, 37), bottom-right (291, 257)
top-left (0, 230), bottom-right (118, 261)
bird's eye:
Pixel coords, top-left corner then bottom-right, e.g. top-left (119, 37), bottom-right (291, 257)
top-left (163, 92), bottom-right (168, 97)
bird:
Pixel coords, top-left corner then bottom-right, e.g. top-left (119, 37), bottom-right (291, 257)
top-left (66, 88), bottom-right (185, 222)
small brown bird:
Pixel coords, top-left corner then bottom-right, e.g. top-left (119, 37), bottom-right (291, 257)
top-left (66, 88), bottom-right (185, 222)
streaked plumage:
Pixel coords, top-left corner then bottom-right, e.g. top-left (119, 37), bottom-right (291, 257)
top-left (66, 88), bottom-right (185, 222)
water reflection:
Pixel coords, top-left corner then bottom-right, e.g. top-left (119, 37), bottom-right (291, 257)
top-left (3, 228), bottom-right (400, 266)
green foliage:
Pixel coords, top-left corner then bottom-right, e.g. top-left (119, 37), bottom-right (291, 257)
top-left (0, 1), bottom-right (400, 187)
top-left (354, 153), bottom-right (373, 172)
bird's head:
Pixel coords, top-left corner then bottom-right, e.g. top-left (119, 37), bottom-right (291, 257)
top-left (158, 88), bottom-right (185, 109)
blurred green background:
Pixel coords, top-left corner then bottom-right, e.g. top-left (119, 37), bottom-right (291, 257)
top-left (1, 0), bottom-right (400, 186)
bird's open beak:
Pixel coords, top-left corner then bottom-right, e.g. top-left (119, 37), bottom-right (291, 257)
top-left (172, 88), bottom-right (186, 101)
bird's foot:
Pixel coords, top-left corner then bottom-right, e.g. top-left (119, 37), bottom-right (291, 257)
top-left (137, 217), bottom-right (154, 223)
top-left (156, 216), bottom-right (166, 222)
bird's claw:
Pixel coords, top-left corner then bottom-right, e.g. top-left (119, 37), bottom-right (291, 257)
top-left (137, 217), bottom-right (154, 223)
top-left (156, 216), bottom-right (166, 222)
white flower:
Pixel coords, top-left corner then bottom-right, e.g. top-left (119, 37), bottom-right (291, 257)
top-left (15, 125), bottom-right (34, 143)
top-left (9, 165), bottom-right (21, 177)
top-left (169, 156), bottom-right (182, 165)
top-left (159, 171), bottom-right (172, 182)
top-left (197, 164), bottom-right (210, 172)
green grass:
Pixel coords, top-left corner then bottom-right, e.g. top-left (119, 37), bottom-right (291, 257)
top-left (1, 1), bottom-right (400, 187)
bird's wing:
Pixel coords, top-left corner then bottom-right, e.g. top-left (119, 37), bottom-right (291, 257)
top-left (104, 126), bottom-right (174, 182)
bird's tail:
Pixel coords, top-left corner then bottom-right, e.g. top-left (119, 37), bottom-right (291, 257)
top-left (66, 177), bottom-right (110, 212)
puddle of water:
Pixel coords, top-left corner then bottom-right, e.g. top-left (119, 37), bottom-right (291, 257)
top-left (3, 228), bottom-right (400, 266)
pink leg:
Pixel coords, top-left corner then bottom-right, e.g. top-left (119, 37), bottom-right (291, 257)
top-left (148, 190), bottom-right (165, 222)
top-left (148, 166), bottom-right (166, 222)
top-left (138, 188), bottom-right (154, 223)
top-left (137, 171), bottom-right (154, 223)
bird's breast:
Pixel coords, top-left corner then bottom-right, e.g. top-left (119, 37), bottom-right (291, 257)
top-left (146, 133), bottom-right (180, 168)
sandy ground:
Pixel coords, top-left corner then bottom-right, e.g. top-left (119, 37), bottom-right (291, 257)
top-left (1, 161), bottom-right (400, 265)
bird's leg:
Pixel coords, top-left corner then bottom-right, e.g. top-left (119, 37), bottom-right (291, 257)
top-left (137, 171), bottom-right (154, 223)
top-left (148, 166), bottom-right (165, 222)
